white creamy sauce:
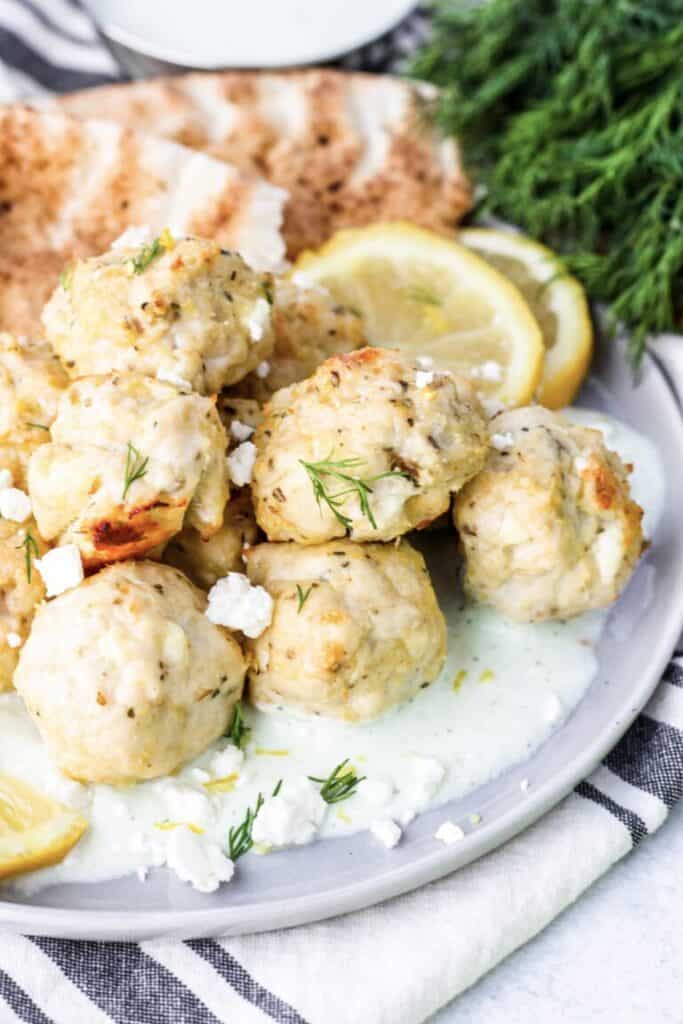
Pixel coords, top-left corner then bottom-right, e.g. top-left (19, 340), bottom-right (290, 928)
top-left (1, 410), bottom-right (666, 896)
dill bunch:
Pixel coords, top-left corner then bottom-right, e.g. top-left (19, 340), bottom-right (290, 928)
top-left (411, 0), bottom-right (683, 366)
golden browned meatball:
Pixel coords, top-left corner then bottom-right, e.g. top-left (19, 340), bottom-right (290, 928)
top-left (0, 517), bottom-right (47, 692)
top-left (234, 279), bottom-right (365, 401)
top-left (28, 374), bottom-right (228, 570)
top-left (245, 539), bottom-right (446, 721)
top-left (251, 347), bottom-right (488, 543)
top-left (0, 332), bottom-right (68, 487)
top-left (454, 406), bottom-right (645, 622)
top-left (14, 562), bottom-right (246, 783)
top-left (42, 234), bottom-right (275, 393)
top-left (164, 490), bottom-right (258, 589)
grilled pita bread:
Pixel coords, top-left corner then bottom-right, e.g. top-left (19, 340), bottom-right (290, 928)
top-left (0, 105), bottom-right (285, 338)
top-left (53, 69), bottom-right (472, 257)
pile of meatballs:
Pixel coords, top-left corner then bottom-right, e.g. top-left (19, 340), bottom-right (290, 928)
top-left (0, 232), bottom-right (645, 788)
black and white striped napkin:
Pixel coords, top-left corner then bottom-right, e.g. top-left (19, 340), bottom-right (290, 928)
top-left (0, 3), bottom-right (682, 1023)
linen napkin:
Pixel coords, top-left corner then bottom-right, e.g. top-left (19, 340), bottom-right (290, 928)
top-left (0, 4), bottom-right (682, 1023)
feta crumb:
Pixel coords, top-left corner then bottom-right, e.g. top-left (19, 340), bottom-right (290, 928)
top-left (520, 778), bottom-right (530, 793)
top-left (164, 826), bottom-right (234, 893)
top-left (415, 370), bottom-right (435, 389)
top-left (0, 487), bottom-right (32, 523)
top-left (112, 225), bottom-right (152, 249)
top-left (434, 820), bottom-right (465, 845)
top-left (593, 523), bottom-right (624, 582)
top-left (188, 768), bottom-right (211, 785)
top-left (35, 545), bottom-right (84, 598)
top-left (470, 360), bottom-right (502, 382)
top-left (252, 778), bottom-right (326, 848)
top-left (574, 455), bottom-right (589, 473)
top-left (230, 419), bottom-right (255, 442)
top-left (370, 818), bottom-right (402, 849)
top-left (206, 572), bottom-right (273, 638)
top-left (244, 297), bottom-right (271, 342)
top-left (226, 440), bottom-right (257, 487)
top-left (491, 432), bottom-right (515, 451)
top-left (410, 756), bottom-right (445, 802)
top-left (208, 743), bottom-right (244, 779)
top-left (157, 368), bottom-right (193, 391)
top-left (0, 468), bottom-right (13, 490)
top-left (415, 355), bottom-right (434, 370)
top-left (356, 778), bottom-right (394, 807)
top-left (255, 360), bottom-right (271, 379)
top-left (6, 632), bottom-right (21, 648)
top-left (160, 780), bottom-right (213, 828)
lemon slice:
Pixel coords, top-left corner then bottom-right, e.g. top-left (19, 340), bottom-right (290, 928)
top-left (459, 228), bottom-right (593, 408)
top-left (0, 774), bottom-right (87, 880)
top-left (292, 221), bottom-right (544, 408)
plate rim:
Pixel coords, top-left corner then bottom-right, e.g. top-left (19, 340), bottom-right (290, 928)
top-left (2, 342), bottom-right (682, 940)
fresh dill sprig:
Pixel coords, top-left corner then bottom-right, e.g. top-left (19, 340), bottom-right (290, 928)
top-left (308, 759), bottom-right (366, 805)
top-left (129, 237), bottom-right (163, 275)
top-left (60, 265), bottom-right (73, 291)
top-left (411, 0), bottom-right (683, 367)
top-left (122, 442), bottom-right (149, 500)
top-left (17, 530), bottom-right (39, 583)
top-left (296, 584), bottom-right (312, 613)
top-left (227, 702), bottom-right (251, 750)
top-left (228, 779), bottom-right (282, 861)
top-left (300, 454), bottom-right (410, 531)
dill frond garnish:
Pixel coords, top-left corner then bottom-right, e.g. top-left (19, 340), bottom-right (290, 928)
top-left (308, 759), bottom-right (366, 804)
top-left (411, 0), bottom-right (683, 366)
top-left (227, 702), bottom-right (251, 750)
top-left (228, 779), bottom-right (282, 861)
top-left (60, 265), bottom-right (73, 291)
top-left (17, 530), bottom-right (39, 583)
top-left (129, 237), bottom-right (164, 275)
top-left (122, 442), bottom-right (149, 500)
top-left (299, 454), bottom-right (410, 531)
top-left (296, 584), bottom-right (312, 613)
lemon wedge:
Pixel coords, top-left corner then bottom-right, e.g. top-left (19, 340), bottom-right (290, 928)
top-left (0, 774), bottom-right (87, 880)
top-left (459, 228), bottom-right (593, 408)
top-left (292, 221), bottom-right (544, 408)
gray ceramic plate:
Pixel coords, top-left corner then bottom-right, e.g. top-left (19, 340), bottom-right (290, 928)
top-left (2, 337), bottom-right (682, 940)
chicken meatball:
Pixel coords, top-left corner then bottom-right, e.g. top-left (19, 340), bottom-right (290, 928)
top-left (164, 490), bottom-right (259, 589)
top-left (454, 406), bottom-right (645, 622)
top-left (14, 561), bottom-right (246, 783)
top-left (0, 518), bottom-right (47, 692)
top-left (28, 374), bottom-right (228, 569)
top-left (245, 540), bottom-right (446, 721)
top-left (42, 234), bottom-right (275, 393)
top-left (0, 332), bottom-right (68, 486)
top-left (235, 279), bottom-right (365, 401)
top-left (251, 347), bottom-right (489, 543)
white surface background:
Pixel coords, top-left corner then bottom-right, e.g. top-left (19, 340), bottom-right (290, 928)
top-left (434, 801), bottom-right (683, 1022)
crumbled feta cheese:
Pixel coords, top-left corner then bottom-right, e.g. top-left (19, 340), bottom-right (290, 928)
top-left (574, 455), bottom-right (589, 473)
top-left (593, 523), bottom-right (624, 582)
top-left (410, 756), bottom-right (445, 803)
top-left (164, 826), bottom-right (234, 893)
top-left (188, 768), bottom-right (211, 785)
top-left (230, 419), bottom-right (255, 442)
top-left (6, 632), bottom-right (21, 648)
top-left (251, 777), bottom-right (326, 848)
top-left (244, 297), bottom-right (271, 342)
top-left (206, 572), bottom-right (273, 638)
top-left (434, 820), bottom-right (465, 845)
top-left (255, 360), bottom-right (271, 379)
top-left (0, 487), bottom-right (32, 522)
top-left (208, 743), bottom-right (244, 779)
top-left (0, 468), bottom-right (13, 490)
top-left (356, 778), bottom-right (394, 807)
top-left (491, 432), bottom-right (515, 451)
top-left (415, 370), bottom-right (435, 389)
top-left (35, 545), bottom-right (84, 597)
top-left (470, 360), bottom-right (502, 382)
top-left (227, 440), bottom-right (257, 487)
top-left (112, 225), bottom-right (152, 249)
top-left (415, 355), bottom-right (434, 370)
top-left (157, 368), bottom-right (192, 391)
top-left (160, 780), bottom-right (213, 828)
top-left (370, 818), bottom-right (402, 849)
top-left (520, 778), bottom-right (530, 793)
